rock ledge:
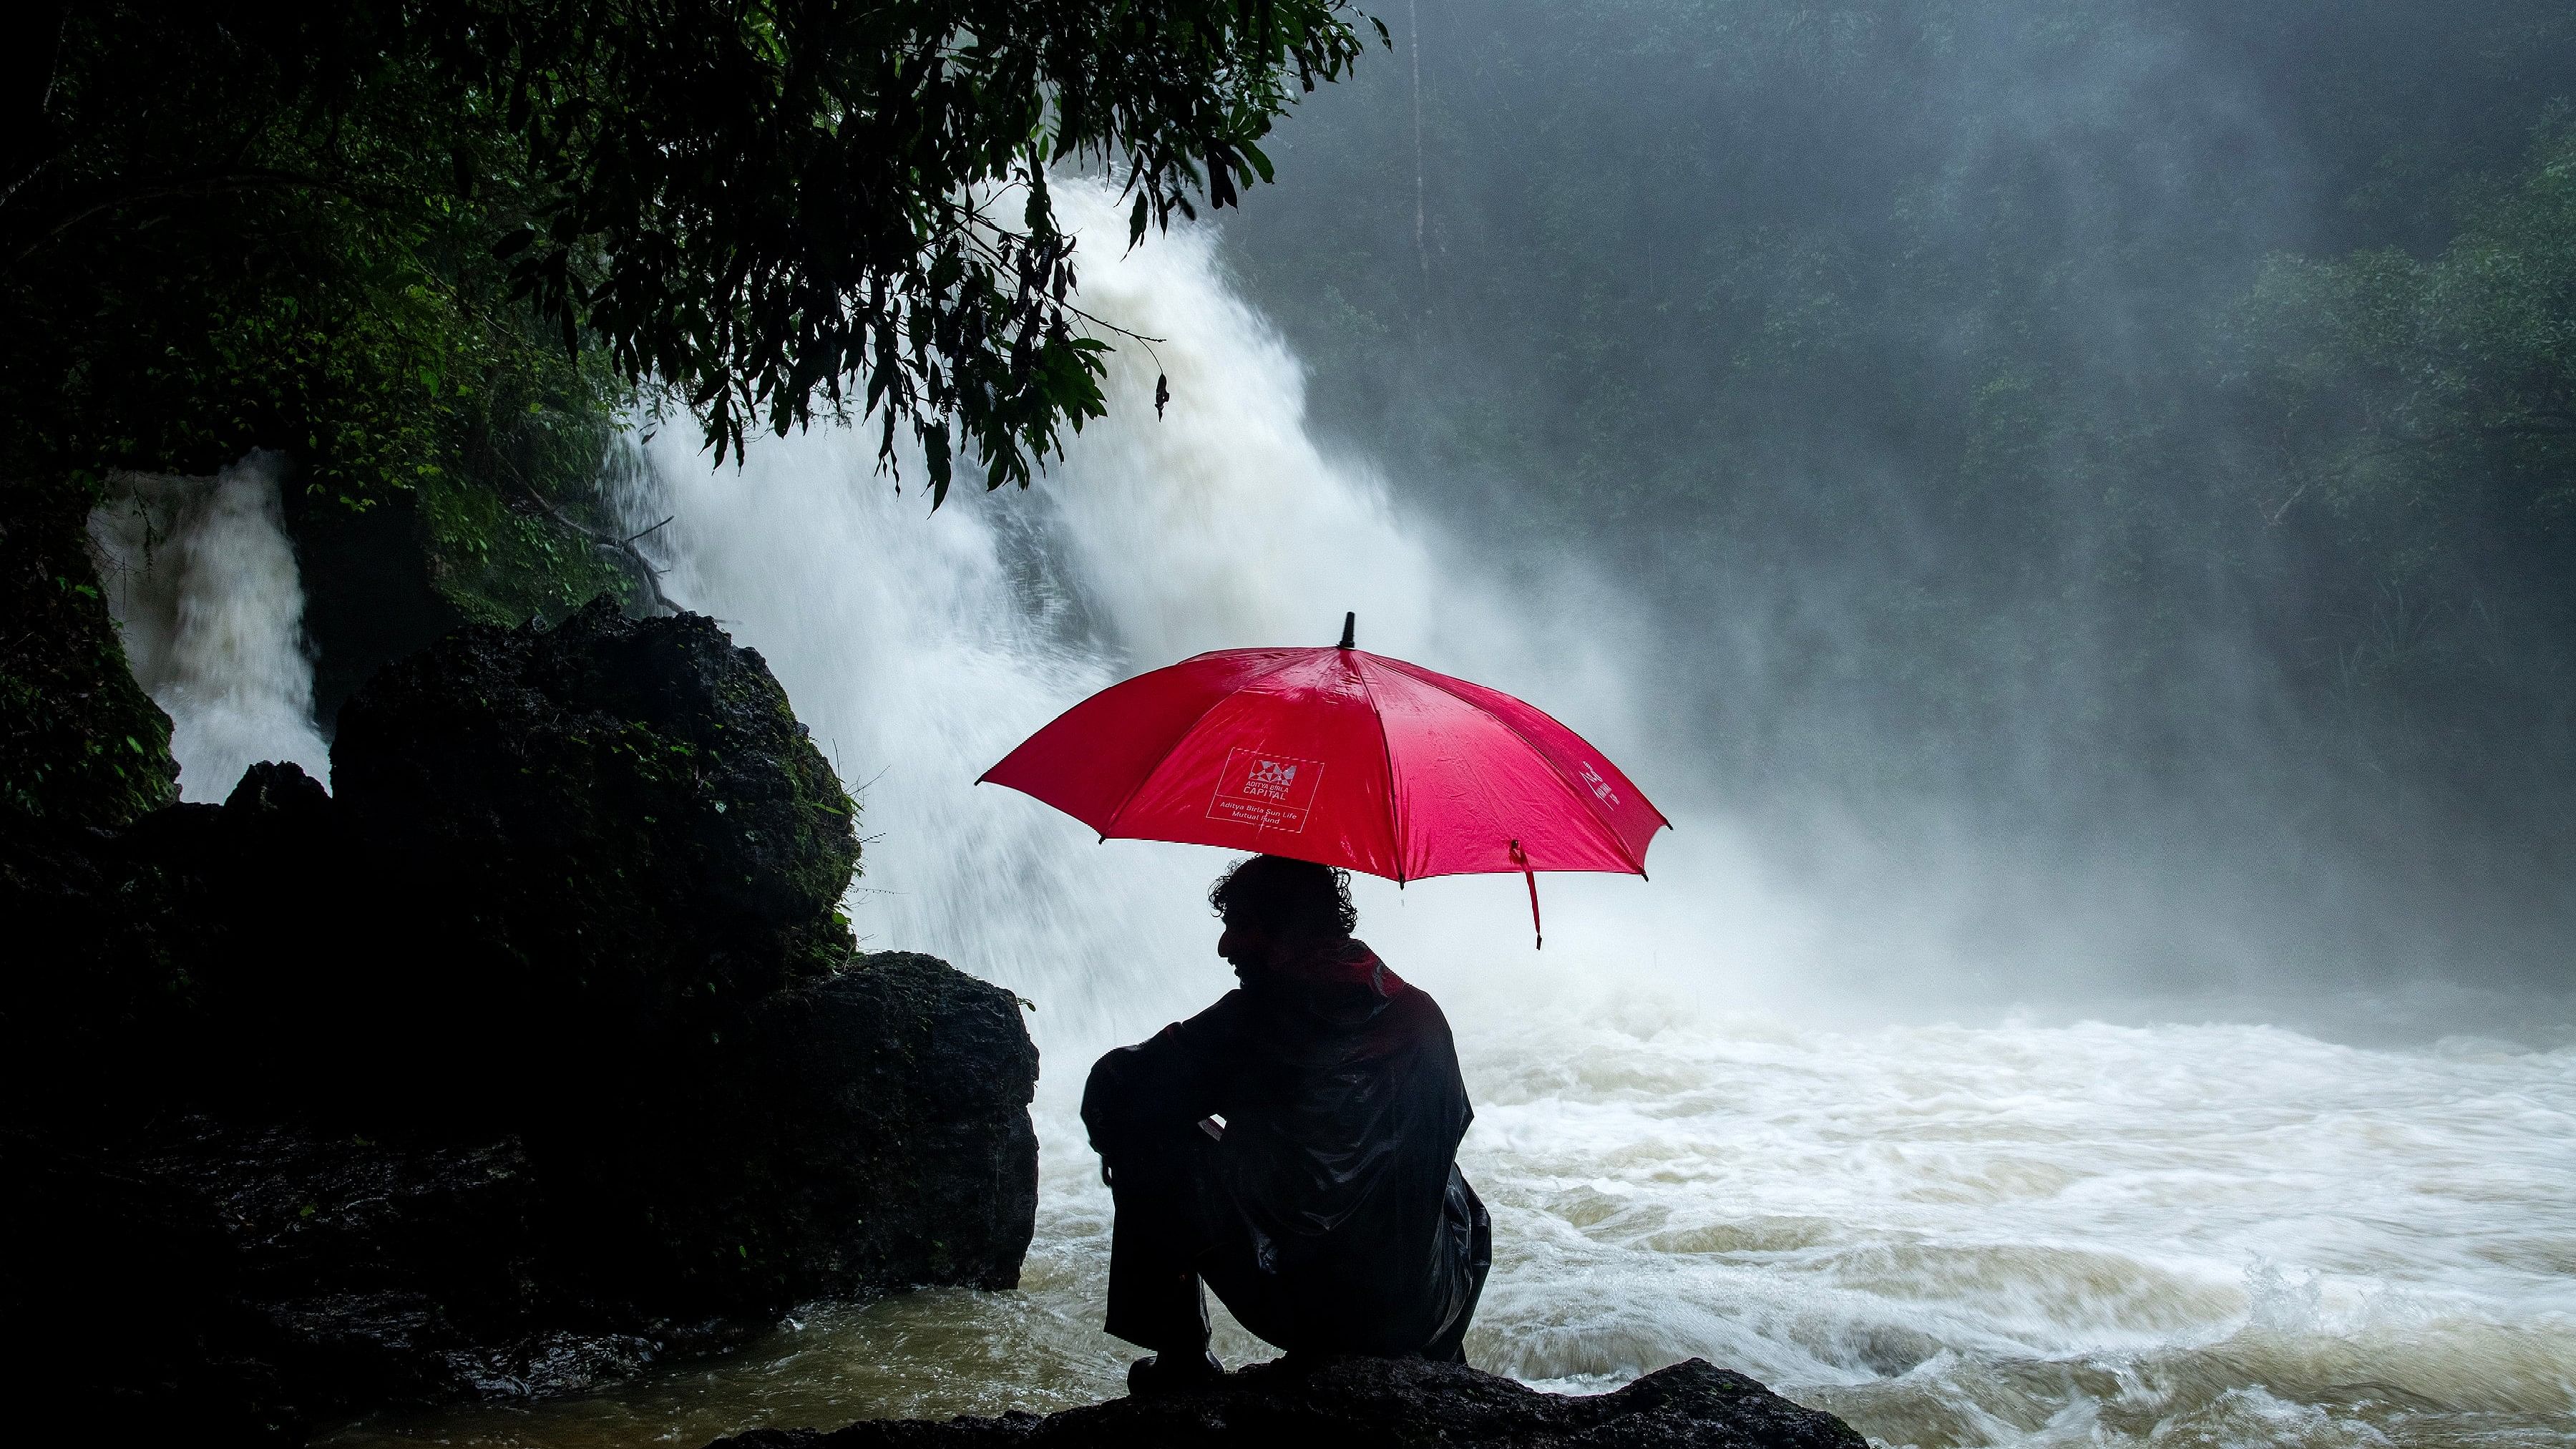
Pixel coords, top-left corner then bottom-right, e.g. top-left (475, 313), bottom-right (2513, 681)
top-left (712, 1355), bottom-right (1867, 1449)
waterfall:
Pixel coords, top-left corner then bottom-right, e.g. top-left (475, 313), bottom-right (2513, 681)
top-left (620, 182), bottom-right (1737, 1057)
top-left (89, 452), bottom-right (331, 801)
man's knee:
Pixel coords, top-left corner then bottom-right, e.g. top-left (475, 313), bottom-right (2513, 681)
top-left (1083, 1040), bottom-right (1179, 1158)
top-left (1081, 1045), bottom-right (1141, 1143)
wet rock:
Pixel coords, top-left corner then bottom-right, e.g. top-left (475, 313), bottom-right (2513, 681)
top-left (722, 953), bottom-right (1043, 1297)
top-left (331, 595), bottom-right (862, 1118)
top-left (274, 482), bottom-right (468, 733)
top-left (709, 1355), bottom-right (1870, 1449)
top-left (3, 603), bottom-right (1040, 1440)
top-left (2, 950), bottom-right (1043, 1443)
top-left (0, 474), bottom-right (178, 829)
top-left (0, 759), bottom-right (380, 1127)
top-left (520, 949), bottom-right (1043, 1322)
top-left (1, 1118), bottom-right (727, 1443)
top-left (322, 603), bottom-right (1038, 1317)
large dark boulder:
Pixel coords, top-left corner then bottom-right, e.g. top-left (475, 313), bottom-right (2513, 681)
top-left (525, 950), bottom-right (1043, 1323)
top-left (332, 596), bottom-right (862, 1113)
top-left (0, 760), bottom-right (346, 1126)
top-left (5, 947), bottom-right (1040, 1444)
top-left (3, 603), bottom-right (1040, 1442)
top-left (725, 953), bottom-right (1043, 1297)
top-left (315, 602), bottom-right (1042, 1321)
top-left (711, 1357), bottom-right (1868, 1449)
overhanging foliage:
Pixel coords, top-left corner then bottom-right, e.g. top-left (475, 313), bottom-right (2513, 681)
top-left (1, 1), bottom-right (1376, 508)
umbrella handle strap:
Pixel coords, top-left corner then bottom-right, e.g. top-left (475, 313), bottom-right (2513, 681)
top-left (1510, 839), bottom-right (1542, 951)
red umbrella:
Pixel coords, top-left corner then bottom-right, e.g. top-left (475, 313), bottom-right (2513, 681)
top-left (979, 614), bottom-right (1668, 946)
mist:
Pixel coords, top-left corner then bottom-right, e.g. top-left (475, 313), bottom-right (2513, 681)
top-left (1206, 0), bottom-right (2576, 1028)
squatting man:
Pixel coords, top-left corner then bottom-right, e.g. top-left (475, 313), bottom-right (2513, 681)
top-left (1083, 854), bottom-right (1491, 1392)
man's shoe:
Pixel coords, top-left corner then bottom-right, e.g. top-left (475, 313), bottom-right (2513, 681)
top-left (1126, 1350), bottom-right (1226, 1396)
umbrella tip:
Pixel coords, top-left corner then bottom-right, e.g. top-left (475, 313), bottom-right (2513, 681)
top-left (1337, 611), bottom-right (1356, 649)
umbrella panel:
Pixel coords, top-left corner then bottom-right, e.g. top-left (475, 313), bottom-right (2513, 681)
top-left (982, 648), bottom-right (1667, 885)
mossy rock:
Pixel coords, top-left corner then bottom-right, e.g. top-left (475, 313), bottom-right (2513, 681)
top-left (283, 473), bottom-right (650, 733)
top-left (414, 469), bottom-right (646, 629)
top-left (0, 475), bottom-right (177, 827)
top-left (5, 602), bottom-right (1039, 1426)
top-left (331, 597), bottom-right (860, 1097)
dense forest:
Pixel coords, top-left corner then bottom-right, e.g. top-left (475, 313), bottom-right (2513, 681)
top-left (1224, 0), bottom-right (2576, 987)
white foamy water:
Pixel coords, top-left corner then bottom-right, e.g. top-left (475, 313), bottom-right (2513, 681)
top-left (332, 1010), bottom-right (2576, 1449)
top-left (89, 452), bottom-right (331, 800)
top-left (325, 190), bottom-right (2576, 1449)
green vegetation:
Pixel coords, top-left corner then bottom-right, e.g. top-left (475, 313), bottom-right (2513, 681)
top-left (2228, 124), bottom-right (2576, 804)
top-left (2, 0), bottom-right (1375, 521)
top-left (2239, 123), bottom-right (2576, 569)
top-left (1, 0), bottom-right (1376, 810)
top-left (416, 469), bottom-right (643, 626)
top-left (0, 478), bottom-right (177, 827)
top-left (4, 2), bottom-right (656, 638)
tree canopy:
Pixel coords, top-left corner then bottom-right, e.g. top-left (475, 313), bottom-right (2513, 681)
top-left (2242, 128), bottom-right (2576, 540)
top-left (2, 0), bottom-right (1375, 508)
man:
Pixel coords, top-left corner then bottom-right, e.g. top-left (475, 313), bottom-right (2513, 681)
top-left (1083, 854), bottom-right (1491, 1393)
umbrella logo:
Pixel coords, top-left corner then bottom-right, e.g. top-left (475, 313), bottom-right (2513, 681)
top-left (1209, 747), bottom-right (1327, 834)
top-left (1579, 761), bottom-right (1620, 806)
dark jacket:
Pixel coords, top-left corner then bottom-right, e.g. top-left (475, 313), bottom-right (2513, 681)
top-left (1088, 940), bottom-right (1486, 1355)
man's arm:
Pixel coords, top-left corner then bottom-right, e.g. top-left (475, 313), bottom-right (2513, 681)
top-left (1080, 992), bottom-right (1244, 1168)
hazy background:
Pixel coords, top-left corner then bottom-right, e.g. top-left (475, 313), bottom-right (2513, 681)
top-left (1193, 0), bottom-right (2576, 1026)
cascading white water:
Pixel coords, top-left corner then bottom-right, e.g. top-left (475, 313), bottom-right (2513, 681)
top-left (612, 185), bottom-right (1759, 1053)
top-left (89, 452), bottom-right (332, 801)
top-left (325, 187), bottom-right (2576, 1449)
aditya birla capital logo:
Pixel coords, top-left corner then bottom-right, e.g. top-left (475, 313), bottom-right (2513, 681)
top-left (1209, 746), bottom-right (1325, 833)
top-left (1243, 758), bottom-right (1300, 799)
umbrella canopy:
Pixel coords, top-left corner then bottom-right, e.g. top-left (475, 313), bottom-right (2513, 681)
top-left (980, 615), bottom-right (1668, 942)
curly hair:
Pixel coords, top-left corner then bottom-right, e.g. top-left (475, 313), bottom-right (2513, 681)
top-left (1208, 854), bottom-right (1358, 943)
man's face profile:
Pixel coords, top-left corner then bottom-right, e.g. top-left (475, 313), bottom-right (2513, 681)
top-left (1218, 913), bottom-right (1279, 979)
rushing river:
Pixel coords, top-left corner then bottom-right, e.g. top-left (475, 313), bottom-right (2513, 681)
top-left (297, 189), bottom-right (2576, 1448)
top-left (326, 1012), bottom-right (2576, 1449)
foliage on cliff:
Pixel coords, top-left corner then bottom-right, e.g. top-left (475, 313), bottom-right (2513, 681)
top-left (0, 477), bottom-right (176, 827)
top-left (2238, 125), bottom-right (2576, 552)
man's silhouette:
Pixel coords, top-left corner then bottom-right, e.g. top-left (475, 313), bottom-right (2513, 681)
top-left (1083, 854), bottom-right (1491, 1393)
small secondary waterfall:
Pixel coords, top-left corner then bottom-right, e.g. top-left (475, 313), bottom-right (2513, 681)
top-left (89, 452), bottom-right (331, 801)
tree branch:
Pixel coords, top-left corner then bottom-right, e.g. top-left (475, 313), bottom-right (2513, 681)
top-left (514, 477), bottom-right (678, 615)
